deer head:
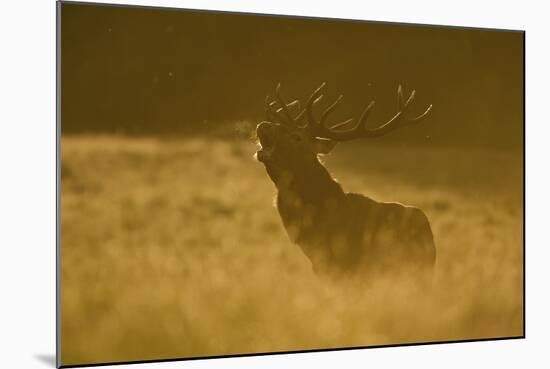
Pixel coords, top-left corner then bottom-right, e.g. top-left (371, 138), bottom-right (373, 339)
top-left (255, 83), bottom-right (432, 187)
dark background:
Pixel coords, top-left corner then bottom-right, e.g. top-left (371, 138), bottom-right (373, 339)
top-left (60, 3), bottom-right (523, 148)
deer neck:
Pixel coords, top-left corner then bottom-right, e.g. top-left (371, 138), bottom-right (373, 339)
top-left (273, 158), bottom-right (344, 242)
top-left (272, 158), bottom-right (344, 271)
top-left (275, 158), bottom-right (343, 202)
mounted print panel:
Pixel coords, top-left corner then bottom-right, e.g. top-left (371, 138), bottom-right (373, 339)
top-left (58, 1), bottom-right (524, 367)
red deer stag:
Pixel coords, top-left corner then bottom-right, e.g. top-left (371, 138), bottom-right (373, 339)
top-left (255, 83), bottom-right (436, 283)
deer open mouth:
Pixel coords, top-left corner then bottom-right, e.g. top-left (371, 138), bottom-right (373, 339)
top-left (256, 141), bottom-right (275, 163)
top-left (255, 123), bottom-right (276, 162)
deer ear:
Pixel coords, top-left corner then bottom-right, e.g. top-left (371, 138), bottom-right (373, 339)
top-left (313, 138), bottom-right (338, 155)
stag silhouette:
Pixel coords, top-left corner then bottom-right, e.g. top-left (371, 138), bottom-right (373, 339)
top-left (255, 83), bottom-right (436, 283)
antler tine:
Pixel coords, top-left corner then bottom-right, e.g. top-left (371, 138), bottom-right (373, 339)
top-left (320, 95), bottom-right (344, 127)
top-left (275, 83), bottom-right (296, 125)
top-left (265, 95), bottom-right (274, 120)
top-left (355, 100), bottom-right (376, 128)
top-left (285, 99), bottom-right (302, 118)
top-left (294, 109), bottom-right (307, 126)
top-left (397, 85), bottom-right (405, 110)
top-left (326, 100), bottom-right (374, 132)
top-left (397, 85), bottom-right (416, 115)
top-left (396, 85), bottom-right (432, 123)
top-left (400, 88), bottom-right (433, 123)
top-left (265, 95), bottom-right (288, 124)
top-left (405, 89), bottom-right (416, 108)
top-left (412, 104), bottom-right (433, 121)
top-left (268, 98), bottom-right (301, 114)
top-left (286, 99), bottom-right (300, 110)
top-left (329, 118), bottom-right (355, 130)
top-left (305, 82), bottom-right (327, 129)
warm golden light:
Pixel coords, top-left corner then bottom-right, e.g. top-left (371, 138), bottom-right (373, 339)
top-left (59, 2), bottom-right (523, 366)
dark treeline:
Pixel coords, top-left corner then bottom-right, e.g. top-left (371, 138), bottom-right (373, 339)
top-left (61, 3), bottom-right (523, 148)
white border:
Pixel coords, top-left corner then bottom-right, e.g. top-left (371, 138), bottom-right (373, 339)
top-left (1, 1), bottom-right (548, 368)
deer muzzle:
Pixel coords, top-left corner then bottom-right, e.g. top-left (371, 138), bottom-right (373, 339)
top-left (255, 122), bottom-right (276, 162)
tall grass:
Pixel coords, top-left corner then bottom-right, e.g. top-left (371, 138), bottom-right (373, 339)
top-left (60, 134), bottom-right (523, 365)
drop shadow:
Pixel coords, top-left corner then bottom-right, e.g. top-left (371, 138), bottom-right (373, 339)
top-left (34, 353), bottom-right (57, 367)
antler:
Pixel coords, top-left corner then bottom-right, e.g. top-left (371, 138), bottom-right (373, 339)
top-left (265, 83), bottom-right (432, 141)
top-left (305, 83), bottom-right (432, 141)
top-left (265, 83), bottom-right (305, 127)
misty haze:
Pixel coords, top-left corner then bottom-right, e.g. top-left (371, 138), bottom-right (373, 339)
top-left (59, 3), bottom-right (523, 366)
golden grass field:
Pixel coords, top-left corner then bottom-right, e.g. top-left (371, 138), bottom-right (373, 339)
top-left (60, 131), bottom-right (523, 366)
